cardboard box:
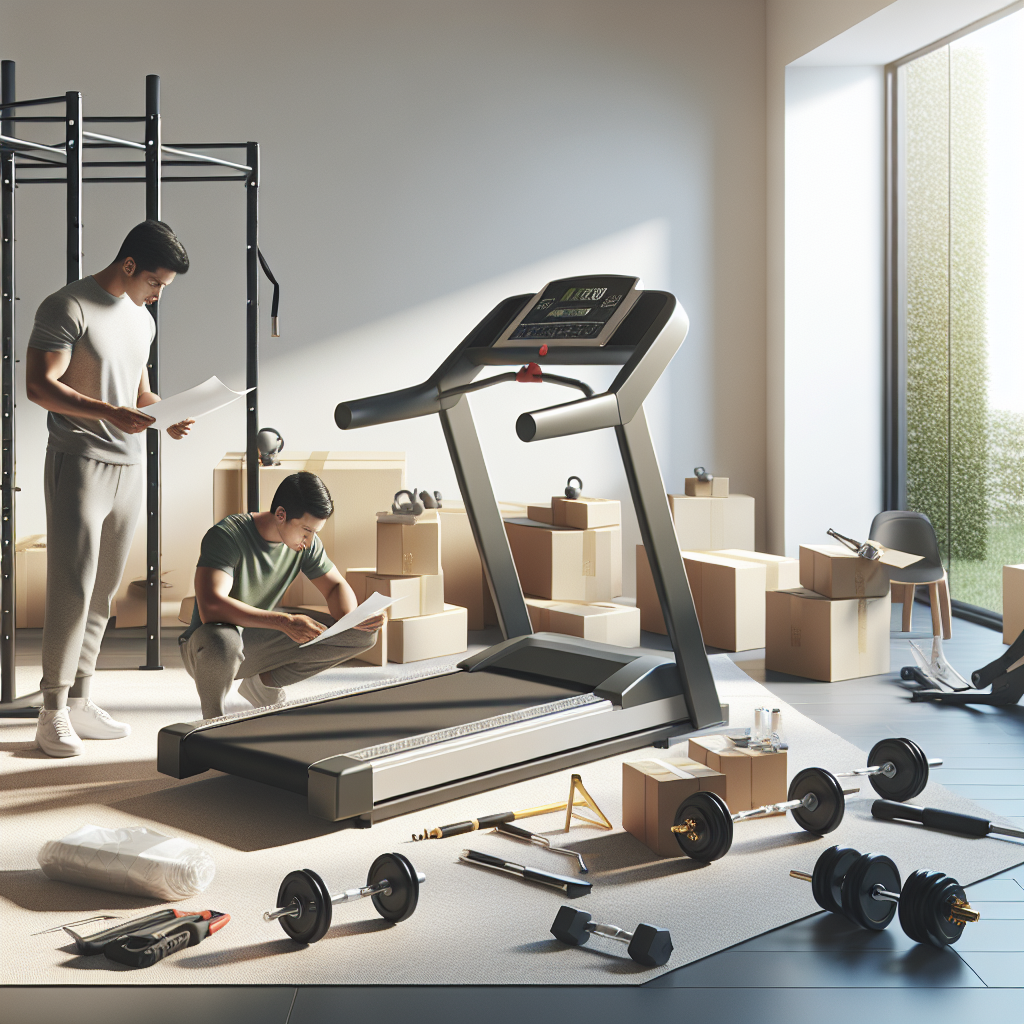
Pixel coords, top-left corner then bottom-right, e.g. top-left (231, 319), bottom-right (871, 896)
top-left (688, 734), bottom-right (787, 812)
top-left (114, 580), bottom-right (187, 629)
top-left (527, 503), bottom-right (553, 524)
top-left (551, 496), bottom-right (621, 530)
top-left (364, 572), bottom-right (444, 619)
top-left (15, 536), bottom-right (46, 628)
top-left (668, 493), bottom-right (754, 551)
top-left (799, 544), bottom-right (889, 599)
top-left (376, 509), bottom-right (441, 577)
top-left (765, 587), bottom-right (891, 681)
top-left (684, 477), bottom-right (729, 498)
top-left (1005, 565), bottom-right (1024, 645)
top-left (388, 604), bottom-right (468, 663)
top-left (622, 757), bottom-right (728, 858)
top-left (344, 568), bottom-right (373, 603)
top-left (635, 546), bottom-right (765, 651)
top-left (526, 598), bottom-right (641, 647)
top-left (712, 549), bottom-right (800, 592)
top-left (212, 451), bottom-right (405, 606)
top-left (505, 520), bottom-right (619, 602)
top-left (179, 595), bottom-right (195, 624)
top-left (352, 616), bottom-right (387, 665)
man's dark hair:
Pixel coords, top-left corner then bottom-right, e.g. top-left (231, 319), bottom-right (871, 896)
top-left (115, 219), bottom-right (190, 274)
top-left (270, 472), bottom-right (334, 522)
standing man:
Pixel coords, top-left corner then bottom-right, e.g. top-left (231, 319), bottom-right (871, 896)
top-left (26, 220), bottom-right (194, 757)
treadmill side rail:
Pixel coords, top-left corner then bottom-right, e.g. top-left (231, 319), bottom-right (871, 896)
top-left (157, 722), bottom-right (209, 779)
top-left (595, 659), bottom-right (684, 708)
top-left (308, 754), bottom-right (374, 822)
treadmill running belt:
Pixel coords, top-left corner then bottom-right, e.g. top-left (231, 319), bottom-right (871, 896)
top-left (186, 670), bottom-right (584, 795)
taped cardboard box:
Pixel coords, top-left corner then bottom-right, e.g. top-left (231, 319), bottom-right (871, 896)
top-left (1003, 564), bottom-right (1024, 645)
top-left (388, 603), bottom-right (468, 663)
top-left (765, 587), bottom-right (891, 681)
top-left (526, 598), bottom-right (640, 647)
top-left (712, 549), bottom-right (800, 592)
top-left (527, 503), bottom-right (553, 525)
top-left (622, 757), bottom-right (727, 858)
top-left (684, 477), bottom-right (729, 498)
top-left (668, 493), bottom-right (754, 552)
top-left (505, 519), bottom-right (620, 602)
top-left (635, 546), bottom-right (765, 651)
top-left (15, 535), bottom-right (46, 628)
top-left (688, 734), bottom-right (787, 812)
top-left (212, 450), bottom-right (405, 606)
top-left (798, 544), bottom-right (889, 600)
top-left (364, 572), bottom-right (444, 619)
top-left (377, 509), bottom-right (441, 577)
top-left (551, 496), bottom-right (621, 530)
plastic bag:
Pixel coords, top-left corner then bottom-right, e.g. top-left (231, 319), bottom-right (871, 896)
top-left (37, 824), bottom-right (215, 901)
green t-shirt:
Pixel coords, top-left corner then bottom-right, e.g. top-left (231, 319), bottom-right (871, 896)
top-left (181, 513), bottom-right (333, 640)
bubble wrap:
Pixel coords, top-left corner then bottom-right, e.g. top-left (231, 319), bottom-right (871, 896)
top-left (37, 824), bottom-right (216, 901)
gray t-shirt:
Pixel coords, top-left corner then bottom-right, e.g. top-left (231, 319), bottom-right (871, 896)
top-left (28, 276), bottom-right (155, 465)
top-left (181, 513), bottom-right (334, 641)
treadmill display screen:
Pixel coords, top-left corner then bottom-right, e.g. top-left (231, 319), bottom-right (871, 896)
top-left (510, 276), bottom-right (634, 342)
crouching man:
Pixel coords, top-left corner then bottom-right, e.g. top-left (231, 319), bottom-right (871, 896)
top-left (180, 471), bottom-right (383, 719)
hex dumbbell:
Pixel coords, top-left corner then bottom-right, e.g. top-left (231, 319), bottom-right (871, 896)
top-left (550, 906), bottom-right (673, 967)
top-left (790, 845), bottom-right (980, 947)
top-left (262, 853), bottom-right (425, 944)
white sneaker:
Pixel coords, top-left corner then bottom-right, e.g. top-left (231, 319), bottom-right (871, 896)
top-left (238, 675), bottom-right (285, 709)
top-left (67, 697), bottom-right (131, 740)
top-left (36, 708), bottom-right (85, 757)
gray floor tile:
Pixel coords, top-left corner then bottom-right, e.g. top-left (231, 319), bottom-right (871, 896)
top-left (966, 878), bottom-right (1024, 899)
top-left (736, 913), bottom-right (919, 952)
top-left (944, 785), bottom-right (1024, 800)
top-left (950, 918), bottom-right (1024, 951)
top-left (954, 951), bottom-right (1024, 986)
top-left (968, 901), bottom-right (1024, 919)
top-left (932, 769), bottom-right (1024, 784)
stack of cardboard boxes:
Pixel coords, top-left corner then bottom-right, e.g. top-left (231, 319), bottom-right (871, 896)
top-left (346, 507), bottom-right (468, 665)
top-left (505, 492), bottom-right (640, 646)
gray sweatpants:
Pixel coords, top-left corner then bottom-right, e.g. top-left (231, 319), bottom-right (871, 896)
top-left (180, 610), bottom-right (378, 719)
top-left (41, 449), bottom-right (143, 709)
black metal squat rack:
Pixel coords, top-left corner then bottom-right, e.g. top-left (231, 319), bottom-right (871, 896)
top-left (0, 60), bottom-right (276, 713)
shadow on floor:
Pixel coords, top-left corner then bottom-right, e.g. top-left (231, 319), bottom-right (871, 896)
top-left (0, 869), bottom-right (162, 913)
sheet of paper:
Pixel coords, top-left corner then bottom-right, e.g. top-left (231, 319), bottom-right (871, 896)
top-left (300, 591), bottom-right (396, 647)
top-left (145, 376), bottom-right (254, 432)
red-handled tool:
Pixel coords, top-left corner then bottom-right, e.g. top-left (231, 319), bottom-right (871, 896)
top-left (65, 909), bottom-right (229, 967)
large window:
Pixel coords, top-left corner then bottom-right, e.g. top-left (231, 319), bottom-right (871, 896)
top-left (890, 5), bottom-right (1024, 613)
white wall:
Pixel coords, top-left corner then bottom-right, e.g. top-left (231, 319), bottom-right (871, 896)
top-left (2, 0), bottom-right (767, 598)
top-left (783, 65), bottom-right (884, 554)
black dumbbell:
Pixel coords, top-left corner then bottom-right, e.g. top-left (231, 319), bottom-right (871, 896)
top-left (834, 738), bottom-right (942, 802)
top-left (790, 845), bottom-right (980, 947)
top-left (670, 767), bottom-right (860, 862)
top-left (550, 906), bottom-right (673, 967)
top-left (262, 853), bottom-right (425, 944)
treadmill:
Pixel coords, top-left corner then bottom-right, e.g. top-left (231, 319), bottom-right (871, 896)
top-left (158, 275), bottom-right (723, 823)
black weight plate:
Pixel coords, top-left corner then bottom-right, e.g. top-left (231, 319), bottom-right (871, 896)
top-left (368, 852), bottom-right (420, 923)
top-left (277, 868), bottom-right (332, 944)
top-left (673, 791), bottom-right (733, 862)
top-left (917, 871), bottom-right (970, 948)
top-left (811, 845), bottom-right (862, 915)
top-left (841, 853), bottom-right (900, 931)
top-left (788, 768), bottom-right (846, 835)
top-left (867, 738), bottom-right (927, 802)
top-left (897, 868), bottom-right (931, 944)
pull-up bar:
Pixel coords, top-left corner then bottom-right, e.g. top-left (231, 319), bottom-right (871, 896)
top-left (82, 130), bottom-right (252, 172)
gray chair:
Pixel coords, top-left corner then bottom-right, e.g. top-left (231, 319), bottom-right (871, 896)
top-left (868, 510), bottom-right (951, 638)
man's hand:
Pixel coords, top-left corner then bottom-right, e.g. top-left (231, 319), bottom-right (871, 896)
top-left (355, 614), bottom-right (385, 632)
top-left (167, 418), bottom-right (195, 440)
top-left (104, 405), bottom-right (156, 434)
top-left (280, 613), bottom-right (327, 644)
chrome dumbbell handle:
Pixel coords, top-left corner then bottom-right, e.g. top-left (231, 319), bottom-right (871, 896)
top-left (263, 872), bottom-right (427, 922)
top-left (837, 757), bottom-right (942, 781)
top-left (588, 921), bottom-right (634, 945)
top-left (729, 786), bottom-right (861, 823)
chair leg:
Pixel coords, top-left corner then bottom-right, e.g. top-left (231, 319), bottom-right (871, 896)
top-left (937, 572), bottom-right (952, 640)
top-left (900, 583), bottom-right (915, 632)
top-left (929, 582), bottom-right (942, 637)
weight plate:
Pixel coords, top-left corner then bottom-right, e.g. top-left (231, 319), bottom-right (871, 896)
top-left (673, 791), bottom-right (733, 862)
top-left (915, 871), bottom-right (970, 948)
top-left (811, 845), bottom-right (862, 915)
top-left (788, 768), bottom-right (846, 835)
top-left (841, 853), bottom-right (900, 931)
top-left (277, 868), bottom-right (332, 944)
top-left (897, 868), bottom-right (929, 944)
top-left (867, 738), bottom-right (928, 802)
top-left (368, 852), bottom-right (420, 923)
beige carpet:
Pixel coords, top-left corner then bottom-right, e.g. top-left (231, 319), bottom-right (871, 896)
top-left (2, 650), bottom-right (1022, 985)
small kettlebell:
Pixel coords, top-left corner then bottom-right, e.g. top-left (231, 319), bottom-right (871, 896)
top-left (693, 466), bottom-right (714, 483)
top-left (256, 427), bottom-right (284, 467)
top-left (392, 489), bottom-right (425, 516)
top-left (564, 476), bottom-right (583, 500)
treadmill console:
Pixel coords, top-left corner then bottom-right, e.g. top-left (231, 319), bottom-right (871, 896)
top-left (494, 275), bottom-right (642, 348)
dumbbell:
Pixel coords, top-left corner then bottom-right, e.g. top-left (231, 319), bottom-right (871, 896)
top-left (833, 738), bottom-right (942, 802)
top-left (550, 906), bottom-right (673, 967)
top-left (790, 845), bottom-right (980, 947)
top-left (262, 853), bottom-right (425, 944)
top-left (670, 767), bottom-right (860, 861)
